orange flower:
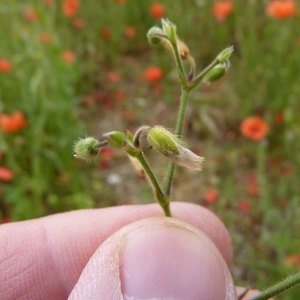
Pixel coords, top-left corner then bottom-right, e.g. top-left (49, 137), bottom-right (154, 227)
top-left (73, 17), bottom-right (85, 29)
top-left (284, 254), bottom-right (300, 266)
top-left (275, 112), bottom-right (284, 124)
top-left (0, 59), bottom-right (12, 73)
top-left (44, 0), bottom-right (54, 5)
top-left (212, 1), bottom-right (234, 22)
top-left (0, 167), bottom-right (14, 182)
top-left (238, 200), bottom-right (250, 213)
top-left (62, 0), bottom-right (79, 17)
top-left (203, 189), bottom-right (219, 203)
top-left (107, 71), bottom-right (120, 82)
top-left (149, 3), bottom-right (166, 19)
top-left (240, 116), bottom-right (268, 141)
top-left (102, 26), bottom-right (111, 42)
top-left (246, 174), bottom-right (259, 197)
top-left (144, 66), bottom-right (164, 82)
top-left (23, 8), bottom-right (39, 21)
top-left (0, 111), bottom-right (27, 133)
top-left (266, 0), bottom-right (296, 19)
top-left (61, 50), bottom-right (76, 63)
top-left (39, 32), bottom-right (52, 44)
top-left (124, 26), bottom-right (137, 39)
top-left (114, 0), bottom-right (127, 3)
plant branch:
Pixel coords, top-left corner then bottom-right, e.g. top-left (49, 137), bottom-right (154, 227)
top-left (164, 87), bottom-right (191, 196)
top-left (170, 40), bottom-right (187, 86)
top-left (250, 272), bottom-right (300, 300)
top-left (188, 58), bottom-right (220, 89)
top-left (137, 152), bottom-right (172, 217)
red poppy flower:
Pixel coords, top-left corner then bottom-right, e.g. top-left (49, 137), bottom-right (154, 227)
top-left (246, 174), bottom-right (259, 197)
top-left (203, 189), bottom-right (219, 203)
top-left (284, 254), bottom-right (300, 266)
top-left (62, 0), bottom-right (79, 17)
top-left (124, 26), bottom-right (137, 39)
top-left (61, 50), bottom-right (76, 63)
top-left (107, 71), bottom-right (120, 83)
top-left (102, 26), bottom-right (111, 42)
top-left (0, 111), bottom-right (27, 133)
top-left (113, 89), bottom-right (125, 102)
top-left (0, 167), bottom-right (14, 182)
top-left (144, 66), bottom-right (164, 82)
top-left (99, 148), bottom-right (114, 169)
top-left (238, 200), bottom-right (250, 213)
top-left (73, 17), bottom-right (85, 29)
top-left (266, 0), bottom-right (296, 19)
top-left (275, 112), bottom-right (284, 124)
top-left (44, 0), bottom-right (54, 5)
top-left (23, 8), bottom-right (39, 21)
top-left (240, 116), bottom-right (268, 141)
top-left (39, 32), bottom-right (52, 44)
top-left (114, 0), bottom-right (127, 4)
top-left (0, 59), bottom-right (12, 73)
top-left (212, 1), bottom-right (234, 22)
top-left (149, 3), bottom-right (166, 19)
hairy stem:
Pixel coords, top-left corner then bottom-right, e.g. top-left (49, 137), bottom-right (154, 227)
top-left (170, 40), bottom-right (187, 85)
top-left (137, 152), bottom-right (172, 217)
top-left (250, 272), bottom-right (300, 300)
top-left (164, 87), bottom-right (191, 196)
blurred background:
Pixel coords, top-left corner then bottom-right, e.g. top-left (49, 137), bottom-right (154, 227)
top-left (0, 0), bottom-right (299, 298)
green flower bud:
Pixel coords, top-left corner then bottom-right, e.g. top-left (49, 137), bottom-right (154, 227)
top-left (147, 126), bottom-right (181, 156)
top-left (161, 18), bottom-right (177, 44)
top-left (147, 26), bottom-right (166, 45)
top-left (74, 137), bottom-right (99, 161)
top-left (203, 61), bottom-right (230, 83)
top-left (102, 131), bottom-right (127, 148)
top-left (147, 126), bottom-right (204, 170)
top-left (216, 45), bottom-right (234, 63)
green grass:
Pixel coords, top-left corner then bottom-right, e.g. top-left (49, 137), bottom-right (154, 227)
top-left (0, 1), bottom-right (299, 298)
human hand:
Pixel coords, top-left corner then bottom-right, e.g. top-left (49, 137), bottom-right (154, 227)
top-left (0, 202), bottom-right (260, 299)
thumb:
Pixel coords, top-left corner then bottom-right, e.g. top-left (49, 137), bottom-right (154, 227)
top-left (69, 217), bottom-right (237, 300)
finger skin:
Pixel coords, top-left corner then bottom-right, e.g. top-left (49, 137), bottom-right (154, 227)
top-left (69, 217), bottom-right (237, 300)
top-left (0, 202), bottom-right (232, 300)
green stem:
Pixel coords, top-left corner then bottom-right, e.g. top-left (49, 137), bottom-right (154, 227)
top-left (188, 58), bottom-right (219, 89)
top-left (250, 272), bottom-right (300, 300)
top-left (137, 152), bottom-right (172, 217)
top-left (170, 40), bottom-right (187, 86)
top-left (164, 87), bottom-right (191, 196)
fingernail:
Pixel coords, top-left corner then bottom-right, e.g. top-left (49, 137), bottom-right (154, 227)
top-left (120, 218), bottom-right (236, 300)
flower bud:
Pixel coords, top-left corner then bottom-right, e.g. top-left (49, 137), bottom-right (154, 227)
top-left (147, 26), bottom-right (166, 45)
top-left (146, 126), bottom-right (205, 170)
top-left (147, 126), bottom-right (181, 157)
top-left (216, 45), bottom-right (234, 63)
top-left (102, 131), bottom-right (127, 148)
top-left (203, 60), bottom-right (230, 83)
top-left (161, 18), bottom-right (177, 43)
top-left (74, 137), bottom-right (99, 161)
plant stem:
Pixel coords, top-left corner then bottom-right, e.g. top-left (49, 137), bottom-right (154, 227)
top-left (137, 152), bottom-right (172, 217)
top-left (188, 58), bottom-right (219, 89)
top-left (170, 40), bottom-right (187, 85)
top-left (164, 87), bottom-right (191, 196)
top-left (250, 272), bottom-right (300, 300)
